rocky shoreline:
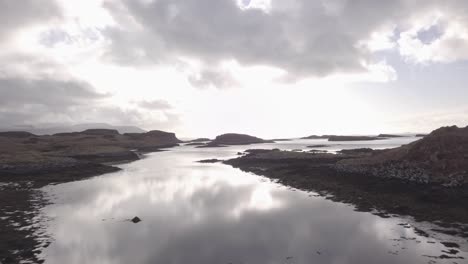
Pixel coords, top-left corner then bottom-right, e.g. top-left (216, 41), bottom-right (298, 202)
top-left (0, 129), bottom-right (181, 263)
top-left (224, 126), bottom-right (468, 237)
top-left (224, 149), bottom-right (468, 237)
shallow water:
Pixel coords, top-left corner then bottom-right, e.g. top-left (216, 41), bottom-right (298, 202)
top-left (40, 137), bottom-right (468, 263)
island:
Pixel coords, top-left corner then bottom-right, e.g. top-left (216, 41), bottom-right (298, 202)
top-left (196, 133), bottom-right (274, 148)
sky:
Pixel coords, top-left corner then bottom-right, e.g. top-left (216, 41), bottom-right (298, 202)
top-left (1, 0), bottom-right (468, 138)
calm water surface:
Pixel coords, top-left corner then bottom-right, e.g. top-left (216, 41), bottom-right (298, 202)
top-left (40, 137), bottom-right (468, 263)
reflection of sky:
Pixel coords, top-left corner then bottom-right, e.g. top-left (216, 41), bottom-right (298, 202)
top-left (41, 139), bottom-right (467, 264)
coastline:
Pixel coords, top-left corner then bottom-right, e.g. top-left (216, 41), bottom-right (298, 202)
top-left (224, 149), bottom-right (468, 238)
top-left (0, 139), bottom-right (176, 263)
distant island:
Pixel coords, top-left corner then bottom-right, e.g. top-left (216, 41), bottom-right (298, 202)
top-left (301, 134), bottom-right (407, 141)
top-left (196, 133), bottom-right (274, 148)
top-left (0, 123), bottom-right (146, 135)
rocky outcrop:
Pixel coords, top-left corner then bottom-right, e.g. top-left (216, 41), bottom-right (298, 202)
top-left (378, 134), bottom-right (404, 138)
top-left (337, 126), bottom-right (468, 186)
top-left (81, 129), bottom-right (120, 136)
top-left (307, 144), bottom-right (330, 148)
top-left (211, 133), bottom-right (273, 145)
top-left (224, 148), bottom-right (468, 227)
top-left (0, 128), bottom-right (181, 180)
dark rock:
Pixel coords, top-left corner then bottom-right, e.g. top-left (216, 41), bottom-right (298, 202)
top-left (81, 129), bottom-right (120, 136)
top-left (441, 242), bottom-right (460, 248)
top-left (244, 149), bottom-right (280, 154)
top-left (416, 134), bottom-right (428, 137)
top-left (337, 125), bottom-right (468, 186)
top-left (197, 159), bottom-right (222, 163)
top-left (307, 145), bottom-right (330, 148)
top-left (224, 148), bottom-right (468, 230)
top-left (378, 134), bottom-right (404, 138)
top-left (0, 131), bottom-right (37, 138)
top-left (124, 130), bottom-right (181, 142)
top-left (211, 133), bottom-right (273, 145)
top-left (131, 216), bottom-right (141, 223)
top-left (71, 151), bottom-right (140, 163)
top-left (338, 148), bottom-right (374, 155)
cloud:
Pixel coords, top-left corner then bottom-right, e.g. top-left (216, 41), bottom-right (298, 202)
top-left (188, 68), bottom-right (239, 89)
top-left (102, 0), bottom-right (408, 81)
top-left (0, 76), bottom-right (106, 125)
top-left (100, 0), bottom-right (468, 86)
top-left (0, 75), bottom-right (181, 130)
top-left (0, 0), bottom-right (61, 42)
top-left (0, 77), bottom-right (107, 108)
top-left (136, 99), bottom-right (172, 110)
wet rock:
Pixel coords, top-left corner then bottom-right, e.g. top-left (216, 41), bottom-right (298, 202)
top-left (307, 145), bottom-right (330, 148)
top-left (338, 148), bottom-right (374, 155)
top-left (81, 129), bottom-right (120, 136)
top-left (378, 134), bottom-right (404, 138)
top-left (197, 159), bottom-right (222, 163)
top-left (441, 242), bottom-right (460, 248)
top-left (131, 217), bottom-right (141, 223)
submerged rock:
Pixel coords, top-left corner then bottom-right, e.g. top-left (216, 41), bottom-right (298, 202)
top-left (131, 216), bottom-right (142, 223)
